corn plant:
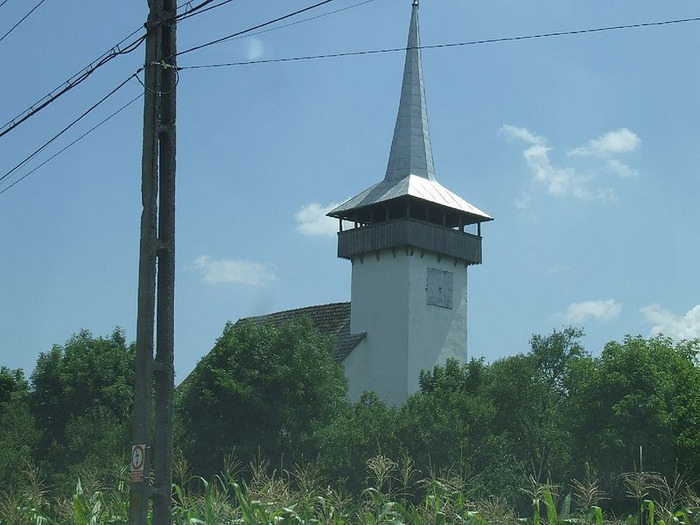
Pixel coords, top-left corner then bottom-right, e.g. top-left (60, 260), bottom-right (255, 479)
top-left (6, 451), bottom-right (700, 525)
top-left (518, 484), bottom-right (574, 525)
top-left (621, 447), bottom-right (659, 525)
top-left (71, 478), bottom-right (104, 525)
top-left (476, 495), bottom-right (516, 525)
top-left (571, 464), bottom-right (608, 515)
top-left (587, 506), bottom-right (605, 525)
top-left (0, 463), bottom-right (56, 525)
top-left (669, 508), bottom-right (700, 525)
top-left (650, 472), bottom-right (696, 523)
top-left (641, 499), bottom-right (658, 525)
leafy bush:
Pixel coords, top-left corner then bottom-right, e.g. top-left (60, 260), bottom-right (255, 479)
top-left (177, 317), bottom-right (348, 477)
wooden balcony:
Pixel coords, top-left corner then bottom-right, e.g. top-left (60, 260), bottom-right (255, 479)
top-left (337, 218), bottom-right (482, 264)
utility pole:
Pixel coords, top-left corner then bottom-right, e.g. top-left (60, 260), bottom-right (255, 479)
top-left (130, 0), bottom-right (176, 522)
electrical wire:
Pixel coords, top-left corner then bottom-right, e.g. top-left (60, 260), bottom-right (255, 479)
top-left (0, 0), bottom-right (227, 193)
top-left (0, 0), bottom-right (349, 138)
top-left (0, 0), bottom-right (11, 8)
top-left (179, 0), bottom-right (216, 12)
top-left (0, 71), bottom-right (141, 187)
top-left (0, 93), bottom-right (143, 196)
top-left (175, 0), bottom-right (216, 18)
top-left (135, 64), bottom-right (180, 95)
top-left (0, 29), bottom-right (145, 139)
top-left (175, 0), bottom-right (238, 22)
top-left (5, 6), bottom-right (693, 197)
top-left (0, 0), bottom-right (227, 140)
top-left (174, 0), bottom-right (375, 58)
top-left (0, 0), bottom-right (360, 196)
top-left (221, 0), bottom-right (377, 44)
top-left (0, 0), bottom-right (48, 44)
top-left (176, 0), bottom-right (334, 57)
top-left (179, 15), bottom-right (700, 69)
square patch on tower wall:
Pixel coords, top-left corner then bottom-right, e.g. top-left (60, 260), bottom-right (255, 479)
top-left (426, 268), bottom-right (453, 309)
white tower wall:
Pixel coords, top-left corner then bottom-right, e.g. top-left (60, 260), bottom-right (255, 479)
top-left (344, 248), bottom-right (468, 405)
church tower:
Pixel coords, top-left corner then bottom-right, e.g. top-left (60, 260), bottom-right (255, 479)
top-left (327, 1), bottom-right (493, 405)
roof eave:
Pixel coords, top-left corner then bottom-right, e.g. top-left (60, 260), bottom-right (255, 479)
top-left (328, 196), bottom-right (493, 224)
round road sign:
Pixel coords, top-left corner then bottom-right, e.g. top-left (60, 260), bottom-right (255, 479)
top-left (131, 444), bottom-right (145, 472)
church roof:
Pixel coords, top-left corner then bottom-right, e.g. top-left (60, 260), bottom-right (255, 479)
top-left (328, 1), bottom-right (492, 223)
top-left (385, 0), bottom-right (435, 184)
top-left (328, 174), bottom-right (491, 222)
top-left (233, 302), bottom-right (365, 362)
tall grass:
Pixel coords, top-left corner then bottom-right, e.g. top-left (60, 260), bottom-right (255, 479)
top-left (2, 455), bottom-right (699, 524)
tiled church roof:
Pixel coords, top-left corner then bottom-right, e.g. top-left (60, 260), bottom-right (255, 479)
top-left (234, 302), bottom-right (365, 362)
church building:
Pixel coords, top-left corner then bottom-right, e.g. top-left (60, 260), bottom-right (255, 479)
top-left (237, 0), bottom-right (491, 406)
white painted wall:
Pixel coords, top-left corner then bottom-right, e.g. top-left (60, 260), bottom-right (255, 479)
top-left (407, 253), bottom-right (468, 395)
top-left (345, 250), bottom-right (410, 405)
top-left (344, 247), bottom-right (468, 406)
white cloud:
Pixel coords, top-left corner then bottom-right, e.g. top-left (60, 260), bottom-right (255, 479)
top-left (568, 128), bottom-right (641, 157)
top-left (501, 125), bottom-right (593, 200)
top-left (295, 202), bottom-right (340, 237)
top-left (501, 125), bottom-right (640, 205)
top-left (563, 299), bottom-right (622, 323)
top-left (640, 304), bottom-right (700, 340)
top-left (568, 128), bottom-right (641, 179)
top-left (193, 255), bottom-right (275, 287)
top-left (514, 192), bottom-right (532, 210)
top-left (245, 38), bottom-right (265, 61)
top-left (606, 158), bottom-right (639, 179)
top-left (501, 124), bottom-right (543, 145)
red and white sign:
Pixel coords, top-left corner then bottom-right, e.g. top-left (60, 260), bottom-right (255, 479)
top-left (130, 444), bottom-right (145, 483)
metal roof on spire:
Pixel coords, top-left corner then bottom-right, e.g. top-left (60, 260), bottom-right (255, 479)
top-left (328, 2), bottom-right (492, 224)
top-left (384, 0), bottom-right (435, 183)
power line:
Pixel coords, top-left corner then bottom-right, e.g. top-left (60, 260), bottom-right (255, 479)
top-left (0, 71), bottom-right (140, 187)
top-left (179, 15), bottom-right (700, 69)
top-left (173, 0), bottom-right (378, 58)
top-left (0, 93), bottom-right (143, 196)
top-left (223, 0), bottom-right (377, 43)
top-left (1, 0), bottom-right (365, 196)
top-left (0, 0), bottom-right (233, 140)
top-left (0, 0), bottom-right (349, 138)
top-left (10, 6), bottom-right (689, 197)
top-left (175, 0), bottom-right (238, 22)
top-left (0, 0), bottom-right (48, 44)
top-left (176, 0), bottom-right (334, 57)
top-left (175, 0), bottom-right (216, 15)
top-left (0, 29), bottom-right (145, 139)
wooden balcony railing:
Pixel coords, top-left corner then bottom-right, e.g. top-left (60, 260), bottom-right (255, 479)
top-left (337, 219), bottom-right (482, 264)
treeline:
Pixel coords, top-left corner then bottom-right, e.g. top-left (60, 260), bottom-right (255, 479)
top-left (2, 320), bottom-right (699, 516)
top-left (0, 329), bottom-right (134, 492)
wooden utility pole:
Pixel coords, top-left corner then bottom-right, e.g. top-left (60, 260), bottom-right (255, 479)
top-left (130, 0), bottom-right (176, 523)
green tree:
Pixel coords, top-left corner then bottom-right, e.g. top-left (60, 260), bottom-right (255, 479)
top-left (487, 328), bottom-right (587, 486)
top-left (397, 358), bottom-right (526, 502)
top-left (398, 359), bottom-right (494, 475)
top-left (29, 328), bottom-right (134, 489)
top-left (529, 326), bottom-right (587, 397)
top-left (177, 317), bottom-right (347, 477)
top-left (318, 391), bottom-right (399, 492)
top-left (0, 367), bottom-right (38, 492)
top-left (570, 335), bottom-right (700, 482)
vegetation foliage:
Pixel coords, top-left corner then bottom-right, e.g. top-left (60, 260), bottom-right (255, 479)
top-left (1, 318), bottom-right (699, 523)
top-left (177, 317), bottom-right (347, 477)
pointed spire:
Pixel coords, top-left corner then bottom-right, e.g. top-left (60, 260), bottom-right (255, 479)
top-left (384, 0), bottom-right (436, 183)
top-left (327, 1), bottom-right (492, 225)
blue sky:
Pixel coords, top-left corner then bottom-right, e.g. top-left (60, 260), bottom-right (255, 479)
top-left (1, 0), bottom-right (699, 382)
